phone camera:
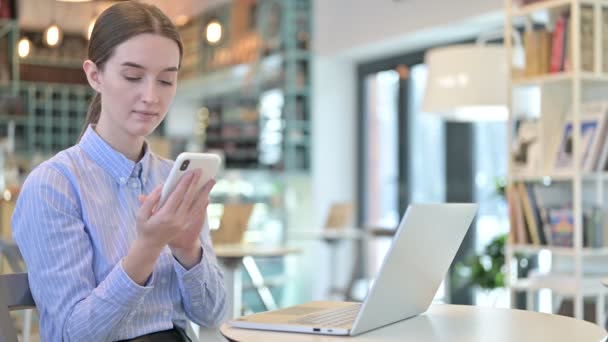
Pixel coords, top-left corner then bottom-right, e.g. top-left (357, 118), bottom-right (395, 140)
top-left (180, 160), bottom-right (190, 171)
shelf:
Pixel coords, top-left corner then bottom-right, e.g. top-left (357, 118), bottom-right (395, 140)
top-left (510, 244), bottom-right (608, 256)
top-left (206, 136), bottom-right (259, 144)
top-left (0, 115), bottom-right (28, 125)
top-left (177, 53), bottom-right (285, 101)
top-left (510, 275), bottom-right (608, 295)
top-left (509, 172), bottom-right (608, 182)
top-left (19, 57), bottom-right (84, 69)
top-left (512, 72), bottom-right (608, 86)
top-left (512, 0), bottom-right (607, 17)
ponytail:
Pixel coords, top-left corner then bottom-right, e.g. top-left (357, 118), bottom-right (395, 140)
top-left (79, 92), bottom-right (101, 140)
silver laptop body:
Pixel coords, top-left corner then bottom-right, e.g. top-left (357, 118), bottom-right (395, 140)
top-left (228, 203), bottom-right (478, 336)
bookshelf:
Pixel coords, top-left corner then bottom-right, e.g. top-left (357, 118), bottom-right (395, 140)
top-left (178, 0), bottom-right (312, 172)
top-left (505, 0), bottom-right (608, 322)
top-left (0, 19), bottom-right (100, 157)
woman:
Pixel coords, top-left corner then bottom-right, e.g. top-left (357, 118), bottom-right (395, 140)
top-left (11, 2), bottom-right (226, 341)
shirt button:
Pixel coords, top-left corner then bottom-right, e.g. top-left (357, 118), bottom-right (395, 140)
top-left (119, 177), bottom-right (126, 184)
top-left (130, 181), bottom-right (138, 189)
top-left (161, 278), bottom-right (168, 285)
top-left (163, 310), bottom-right (170, 317)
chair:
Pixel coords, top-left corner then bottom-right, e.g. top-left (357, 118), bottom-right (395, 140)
top-left (211, 203), bottom-right (255, 245)
top-left (0, 272), bottom-right (35, 342)
top-left (0, 240), bottom-right (25, 275)
top-left (323, 202), bottom-right (354, 229)
top-left (319, 202), bottom-right (360, 300)
top-left (0, 240), bottom-right (34, 342)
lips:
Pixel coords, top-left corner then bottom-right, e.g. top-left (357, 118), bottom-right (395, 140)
top-left (132, 110), bottom-right (158, 116)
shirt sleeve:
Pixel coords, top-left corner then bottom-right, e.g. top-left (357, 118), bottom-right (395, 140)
top-left (172, 220), bottom-right (227, 327)
top-left (11, 165), bottom-right (153, 342)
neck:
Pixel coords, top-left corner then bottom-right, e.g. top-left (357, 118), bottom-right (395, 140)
top-left (94, 117), bottom-right (145, 162)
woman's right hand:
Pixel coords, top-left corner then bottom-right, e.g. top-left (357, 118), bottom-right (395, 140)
top-left (135, 169), bottom-right (202, 249)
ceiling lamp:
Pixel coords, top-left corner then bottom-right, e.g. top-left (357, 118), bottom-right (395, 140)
top-left (205, 19), bottom-right (222, 44)
top-left (44, 23), bottom-right (63, 47)
top-left (17, 37), bottom-right (31, 58)
top-left (422, 31), bottom-right (524, 121)
top-left (422, 45), bottom-right (508, 121)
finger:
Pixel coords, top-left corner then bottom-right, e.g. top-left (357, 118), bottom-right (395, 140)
top-left (162, 170), bottom-right (196, 213)
top-left (138, 195), bottom-right (146, 205)
top-left (177, 169), bottom-right (202, 216)
top-left (201, 179), bottom-right (216, 197)
top-left (139, 185), bottom-right (162, 218)
top-left (190, 179), bottom-right (214, 213)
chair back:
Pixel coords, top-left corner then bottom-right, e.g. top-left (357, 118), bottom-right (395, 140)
top-left (0, 240), bottom-right (25, 273)
top-left (324, 202), bottom-right (354, 229)
top-left (211, 203), bottom-right (255, 245)
top-left (0, 272), bottom-right (35, 342)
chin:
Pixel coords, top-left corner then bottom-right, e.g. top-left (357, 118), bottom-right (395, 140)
top-left (129, 122), bottom-right (160, 137)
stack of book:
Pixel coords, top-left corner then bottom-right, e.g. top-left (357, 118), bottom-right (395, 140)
top-left (521, 6), bottom-right (603, 76)
top-left (507, 182), bottom-right (606, 248)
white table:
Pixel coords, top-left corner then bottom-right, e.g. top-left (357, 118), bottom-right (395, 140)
top-left (214, 244), bottom-right (300, 318)
top-left (219, 304), bottom-right (607, 341)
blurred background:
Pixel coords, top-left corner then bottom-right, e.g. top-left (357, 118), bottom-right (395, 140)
top-left (2, 0), bottom-right (608, 340)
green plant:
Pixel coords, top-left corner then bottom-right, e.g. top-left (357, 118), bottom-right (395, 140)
top-left (455, 234), bottom-right (507, 290)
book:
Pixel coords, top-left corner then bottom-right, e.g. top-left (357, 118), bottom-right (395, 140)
top-left (551, 12), bottom-right (567, 73)
top-left (584, 206), bottom-right (604, 248)
top-left (517, 182), bottom-right (542, 245)
top-left (524, 30), bottom-right (552, 76)
top-left (548, 208), bottom-right (574, 247)
top-left (553, 103), bottom-right (608, 173)
top-left (511, 119), bottom-right (540, 175)
top-left (507, 183), bottom-right (528, 244)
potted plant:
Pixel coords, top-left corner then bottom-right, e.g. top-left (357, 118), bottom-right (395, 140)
top-left (454, 233), bottom-right (507, 306)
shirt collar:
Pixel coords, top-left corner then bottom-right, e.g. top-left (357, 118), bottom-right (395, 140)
top-left (79, 125), bottom-right (152, 186)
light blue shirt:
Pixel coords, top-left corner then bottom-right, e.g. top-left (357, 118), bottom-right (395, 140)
top-left (12, 126), bottom-right (227, 341)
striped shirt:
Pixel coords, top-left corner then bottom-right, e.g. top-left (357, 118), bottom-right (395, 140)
top-left (11, 125), bottom-right (227, 341)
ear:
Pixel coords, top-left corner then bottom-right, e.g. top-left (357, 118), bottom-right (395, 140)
top-left (83, 60), bottom-right (102, 92)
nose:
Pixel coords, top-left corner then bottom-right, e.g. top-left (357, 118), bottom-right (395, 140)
top-left (142, 79), bottom-right (160, 104)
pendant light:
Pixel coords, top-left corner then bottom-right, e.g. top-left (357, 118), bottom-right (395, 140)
top-left (422, 30), bottom-right (524, 122)
top-left (44, 23), bottom-right (63, 47)
top-left (44, 1), bottom-right (63, 47)
top-left (205, 19), bottom-right (223, 45)
top-left (17, 37), bottom-right (31, 58)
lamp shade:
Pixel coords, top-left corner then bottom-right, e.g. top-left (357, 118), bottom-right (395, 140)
top-left (422, 44), bottom-right (509, 121)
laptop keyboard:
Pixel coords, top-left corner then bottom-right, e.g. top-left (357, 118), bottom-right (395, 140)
top-left (289, 304), bottom-right (362, 327)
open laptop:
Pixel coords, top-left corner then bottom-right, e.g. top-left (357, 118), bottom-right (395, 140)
top-left (227, 203), bottom-right (478, 336)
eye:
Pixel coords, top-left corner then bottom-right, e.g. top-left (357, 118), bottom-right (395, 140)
top-left (124, 76), bottom-right (142, 82)
top-left (159, 80), bottom-right (173, 86)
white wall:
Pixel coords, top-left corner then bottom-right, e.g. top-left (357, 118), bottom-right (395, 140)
top-left (314, 0), bottom-right (504, 58)
top-left (311, 57), bottom-right (357, 228)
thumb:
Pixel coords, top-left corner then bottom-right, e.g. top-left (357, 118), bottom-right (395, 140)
top-left (139, 185), bottom-right (162, 217)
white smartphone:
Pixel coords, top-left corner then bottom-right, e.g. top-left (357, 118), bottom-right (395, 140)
top-left (159, 152), bottom-right (222, 208)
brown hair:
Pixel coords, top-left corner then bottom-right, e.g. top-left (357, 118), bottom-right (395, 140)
top-left (80, 1), bottom-right (183, 137)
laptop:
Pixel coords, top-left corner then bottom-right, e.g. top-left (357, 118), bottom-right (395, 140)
top-left (227, 203), bottom-right (478, 336)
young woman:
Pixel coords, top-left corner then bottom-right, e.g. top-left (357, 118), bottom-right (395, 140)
top-left (11, 2), bottom-right (226, 341)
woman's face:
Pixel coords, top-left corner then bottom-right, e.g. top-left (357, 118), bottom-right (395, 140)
top-left (92, 33), bottom-right (180, 139)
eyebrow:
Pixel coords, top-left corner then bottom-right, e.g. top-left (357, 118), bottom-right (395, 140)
top-left (121, 62), bottom-right (179, 72)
